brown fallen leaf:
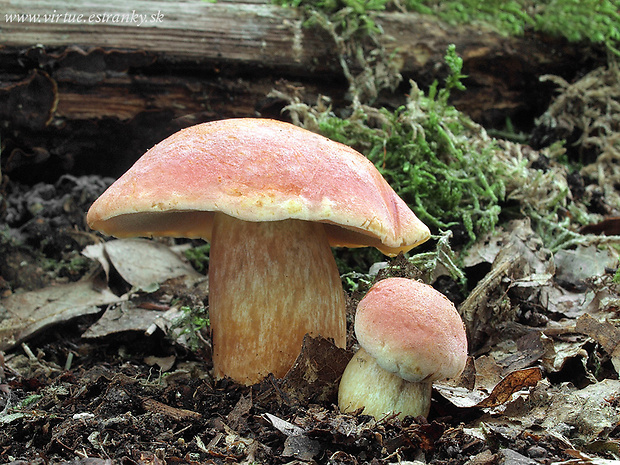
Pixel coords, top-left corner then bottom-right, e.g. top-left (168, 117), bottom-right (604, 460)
top-left (279, 335), bottom-right (352, 405)
top-left (82, 238), bottom-right (205, 291)
top-left (575, 313), bottom-right (620, 374)
top-left (81, 301), bottom-right (168, 339)
top-left (0, 277), bottom-right (122, 350)
top-left (460, 219), bottom-right (554, 351)
top-left (227, 395), bottom-right (252, 431)
top-left (435, 365), bottom-right (542, 410)
top-left (476, 367), bottom-right (542, 408)
top-left (263, 413), bottom-right (320, 461)
top-left (575, 313), bottom-right (620, 356)
top-left (144, 355), bottom-right (176, 372)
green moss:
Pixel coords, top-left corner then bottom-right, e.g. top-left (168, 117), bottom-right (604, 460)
top-left (276, 0), bottom-right (620, 54)
top-left (302, 46), bottom-right (506, 244)
top-left (50, 255), bottom-right (92, 279)
top-left (534, 0), bottom-right (620, 53)
top-left (405, 0), bottom-right (534, 36)
top-left (275, 0), bottom-right (388, 36)
top-left (184, 243), bottom-right (210, 273)
top-left (168, 305), bottom-right (210, 352)
top-left (273, 0), bottom-right (603, 280)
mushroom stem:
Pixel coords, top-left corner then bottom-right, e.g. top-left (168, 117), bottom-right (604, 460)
top-left (209, 212), bottom-right (346, 385)
top-left (338, 348), bottom-right (432, 419)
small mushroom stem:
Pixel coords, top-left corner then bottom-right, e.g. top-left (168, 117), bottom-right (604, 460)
top-left (209, 212), bottom-right (346, 385)
top-left (338, 348), bottom-right (432, 419)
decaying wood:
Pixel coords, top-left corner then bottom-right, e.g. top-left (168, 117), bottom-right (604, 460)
top-left (0, 0), bottom-right (601, 182)
top-left (141, 397), bottom-right (203, 421)
top-left (1, 0), bottom-right (328, 72)
top-left (0, 0), bottom-right (592, 77)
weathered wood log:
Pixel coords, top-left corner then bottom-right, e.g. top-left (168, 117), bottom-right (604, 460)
top-left (0, 0), bottom-right (593, 76)
top-left (0, 0), bottom-right (601, 182)
top-left (0, 0), bottom-right (333, 72)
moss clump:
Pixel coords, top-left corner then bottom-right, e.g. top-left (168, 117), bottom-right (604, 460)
top-left (273, 0), bottom-right (613, 280)
top-left (284, 46), bottom-right (507, 244)
top-left (275, 0), bottom-right (620, 54)
top-left (534, 0), bottom-right (620, 54)
top-left (276, 0), bottom-right (387, 36)
top-left (404, 0), bottom-right (534, 36)
top-left (184, 243), bottom-right (210, 274)
top-left (168, 305), bottom-right (210, 352)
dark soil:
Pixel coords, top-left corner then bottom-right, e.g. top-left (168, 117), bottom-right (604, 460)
top-left (0, 331), bottom-right (570, 465)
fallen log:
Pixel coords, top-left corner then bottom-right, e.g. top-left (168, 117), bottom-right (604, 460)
top-left (0, 0), bottom-right (601, 182)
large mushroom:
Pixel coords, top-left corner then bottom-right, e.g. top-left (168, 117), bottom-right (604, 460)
top-left (338, 277), bottom-right (468, 419)
top-left (87, 118), bottom-right (430, 385)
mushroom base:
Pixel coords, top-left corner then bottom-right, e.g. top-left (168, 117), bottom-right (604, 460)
top-left (209, 213), bottom-right (346, 385)
top-left (338, 348), bottom-right (432, 419)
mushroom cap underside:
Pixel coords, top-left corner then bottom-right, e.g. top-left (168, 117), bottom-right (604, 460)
top-left (87, 118), bottom-right (430, 256)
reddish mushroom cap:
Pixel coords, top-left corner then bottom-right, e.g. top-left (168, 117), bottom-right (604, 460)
top-left (86, 118), bottom-right (430, 256)
top-left (355, 277), bottom-right (468, 382)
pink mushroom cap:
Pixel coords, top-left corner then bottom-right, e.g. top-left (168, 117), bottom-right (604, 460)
top-left (86, 118), bottom-right (430, 256)
top-left (355, 278), bottom-right (468, 383)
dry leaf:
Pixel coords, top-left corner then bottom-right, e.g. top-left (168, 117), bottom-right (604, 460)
top-left (263, 413), bottom-right (306, 437)
top-left (83, 238), bottom-right (204, 291)
top-left (575, 313), bottom-right (620, 374)
top-left (280, 335), bottom-right (352, 404)
top-left (511, 379), bottom-right (620, 443)
top-left (575, 313), bottom-right (620, 356)
top-left (580, 217), bottom-right (620, 236)
top-left (435, 366), bottom-right (542, 410)
top-left (227, 395), bottom-right (252, 431)
top-left (476, 367), bottom-right (542, 408)
top-left (81, 301), bottom-right (168, 339)
top-left (474, 355), bottom-right (504, 392)
top-left (460, 219), bottom-right (553, 350)
top-left (554, 246), bottom-right (617, 291)
top-left (0, 277), bottom-right (123, 350)
top-left (263, 413), bottom-right (320, 461)
top-left (144, 355), bottom-right (176, 372)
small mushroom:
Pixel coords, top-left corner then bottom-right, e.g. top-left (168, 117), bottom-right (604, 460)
top-left (87, 118), bottom-right (430, 385)
top-left (338, 277), bottom-right (467, 419)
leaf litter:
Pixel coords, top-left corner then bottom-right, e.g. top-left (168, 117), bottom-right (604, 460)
top-left (2, 211), bottom-right (620, 463)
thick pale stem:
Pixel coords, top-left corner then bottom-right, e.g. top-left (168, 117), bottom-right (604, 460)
top-left (209, 213), bottom-right (346, 385)
top-left (338, 348), bottom-right (432, 419)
